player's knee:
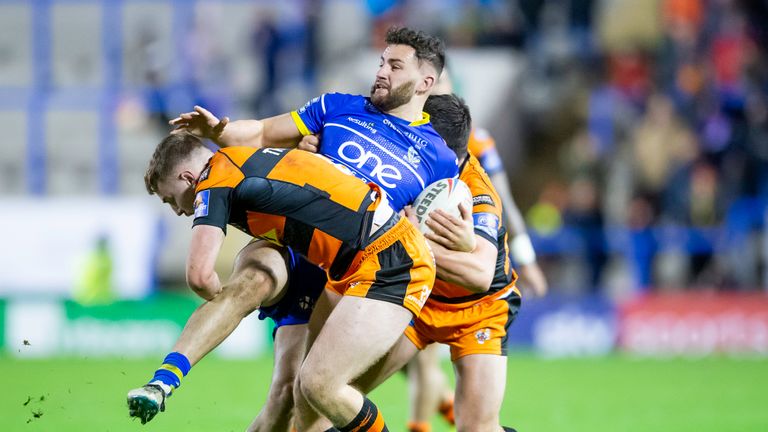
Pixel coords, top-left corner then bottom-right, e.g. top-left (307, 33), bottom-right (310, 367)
top-left (298, 363), bottom-right (333, 408)
top-left (218, 268), bottom-right (275, 312)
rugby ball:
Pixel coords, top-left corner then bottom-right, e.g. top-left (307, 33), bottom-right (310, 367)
top-left (412, 178), bottom-right (473, 235)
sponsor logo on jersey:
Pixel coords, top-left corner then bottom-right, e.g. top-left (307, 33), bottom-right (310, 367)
top-left (406, 285), bottom-right (431, 310)
top-left (405, 146), bottom-right (421, 168)
top-left (475, 328), bottom-right (491, 344)
top-left (473, 194), bottom-right (496, 207)
top-left (382, 118), bottom-right (430, 149)
top-left (473, 212), bottom-right (499, 238)
top-left (193, 190), bottom-right (210, 218)
top-left (337, 140), bottom-right (403, 188)
top-left (297, 97), bottom-right (319, 114)
top-left (347, 117), bottom-right (378, 134)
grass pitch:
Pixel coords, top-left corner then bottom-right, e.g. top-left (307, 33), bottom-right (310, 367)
top-left (1, 353), bottom-right (765, 431)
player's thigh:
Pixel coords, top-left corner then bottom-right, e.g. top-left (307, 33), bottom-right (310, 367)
top-left (305, 288), bottom-right (342, 349)
top-left (303, 295), bottom-right (413, 385)
top-left (413, 342), bottom-right (442, 370)
top-left (355, 333), bottom-right (420, 393)
top-left (230, 240), bottom-right (291, 303)
top-left (453, 353), bottom-right (507, 428)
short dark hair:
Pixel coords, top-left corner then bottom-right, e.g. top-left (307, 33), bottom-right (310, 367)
top-left (144, 133), bottom-right (206, 194)
top-left (424, 94), bottom-right (472, 161)
top-left (385, 26), bottom-right (445, 76)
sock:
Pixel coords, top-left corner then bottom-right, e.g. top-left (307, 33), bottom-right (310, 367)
top-left (407, 421), bottom-right (431, 432)
top-left (148, 352), bottom-right (191, 396)
top-left (438, 398), bottom-right (455, 425)
top-left (323, 429), bottom-right (340, 432)
top-left (502, 427), bottom-right (518, 432)
top-left (338, 398), bottom-right (388, 432)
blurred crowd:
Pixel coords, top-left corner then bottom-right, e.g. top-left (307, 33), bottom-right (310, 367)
top-left (6, 0), bottom-right (765, 294)
top-left (508, 0), bottom-right (768, 294)
top-left (103, 0), bottom-right (768, 294)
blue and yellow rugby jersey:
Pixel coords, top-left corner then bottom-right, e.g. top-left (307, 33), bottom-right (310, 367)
top-left (192, 147), bottom-right (385, 279)
top-left (290, 93), bottom-right (459, 211)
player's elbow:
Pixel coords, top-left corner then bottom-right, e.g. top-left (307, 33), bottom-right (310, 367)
top-left (453, 264), bottom-right (493, 293)
top-left (467, 269), bottom-right (494, 293)
top-left (187, 270), bottom-right (219, 300)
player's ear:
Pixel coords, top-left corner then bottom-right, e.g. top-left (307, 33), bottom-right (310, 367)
top-left (417, 74), bottom-right (436, 95)
top-left (179, 170), bottom-right (197, 185)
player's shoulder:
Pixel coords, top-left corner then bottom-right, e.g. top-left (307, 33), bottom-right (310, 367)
top-left (468, 127), bottom-right (497, 155)
top-left (320, 92), bottom-right (367, 112)
top-left (295, 92), bottom-right (365, 118)
top-left (196, 149), bottom-right (248, 192)
top-left (461, 155), bottom-right (502, 214)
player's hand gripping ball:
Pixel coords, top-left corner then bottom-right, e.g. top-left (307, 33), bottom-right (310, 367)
top-left (412, 178), bottom-right (473, 235)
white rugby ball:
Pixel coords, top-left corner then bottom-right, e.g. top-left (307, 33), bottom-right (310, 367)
top-left (412, 178), bottom-right (473, 235)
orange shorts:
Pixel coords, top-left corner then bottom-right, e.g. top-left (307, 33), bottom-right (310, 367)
top-left (326, 216), bottom-right (436, 317)
top-left (404, 286), bottom-right (521, 360)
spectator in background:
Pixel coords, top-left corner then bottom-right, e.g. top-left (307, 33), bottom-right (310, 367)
top-left (563, 176), bottom-right (607, 292)
top-left (250, 9), bottom-right (281, 116)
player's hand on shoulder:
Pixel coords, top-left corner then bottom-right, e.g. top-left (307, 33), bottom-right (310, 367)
top-left (170, 105), bottom-right (229, 143)
top-left (298, 133), bottom-right (321, 153)
top-left (424, 201), bottom-right (476, 253)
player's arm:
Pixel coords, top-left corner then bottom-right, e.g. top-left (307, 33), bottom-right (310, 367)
top-left (489, 170), bottom-right (548, 297)
top-left (186, 224), bottom-right (226, 300)
top-left (430, 235), bottom-right (497, 293)
top-left (405, 204), bottom-right (495, 292)
top-left (170, 106), bottom-right (302, 149)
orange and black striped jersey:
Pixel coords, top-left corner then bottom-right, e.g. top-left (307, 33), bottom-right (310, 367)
top-left (467, 128), bottom-right (504, 175)
top-left (193, 147), bottom-right (381, 278)
top-left (429, 154), bottom-right (518, 303)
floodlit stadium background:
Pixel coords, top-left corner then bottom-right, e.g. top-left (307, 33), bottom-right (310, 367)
top-left (1, 1), bottom-right (767, 431)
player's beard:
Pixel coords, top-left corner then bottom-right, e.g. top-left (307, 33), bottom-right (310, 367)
top-left (370, 80), bottom-right (416, 112)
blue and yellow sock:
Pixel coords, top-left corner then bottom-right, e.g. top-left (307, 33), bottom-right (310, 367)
top-left (148, 352), bottom-right (191, 396)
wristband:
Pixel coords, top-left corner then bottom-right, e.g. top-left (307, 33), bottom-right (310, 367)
top-left (510, 233), bottom-right (537, 265)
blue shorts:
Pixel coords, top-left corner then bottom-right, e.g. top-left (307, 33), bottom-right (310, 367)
top-left (257, 248), bottom-right (327, 335)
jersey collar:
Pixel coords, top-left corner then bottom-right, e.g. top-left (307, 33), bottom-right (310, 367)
top-left (409, 112), bottom-right (430, 127)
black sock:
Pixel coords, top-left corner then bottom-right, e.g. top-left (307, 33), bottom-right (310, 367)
top-left (338, 398), bottom-right (388, 432)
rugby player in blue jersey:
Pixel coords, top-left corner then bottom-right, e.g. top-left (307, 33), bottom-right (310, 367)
top-left (128, 27), bottom-right (458, 432)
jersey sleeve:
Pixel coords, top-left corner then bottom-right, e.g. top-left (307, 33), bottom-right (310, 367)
top-left (192, 187), bottom-right (232, 234)
top-left (290, 93), bottom-right (352, 136)
top-left (469, 128), bottom-right (504, 175)
top-left (191, 152), bottom-right (244, 234)
top-left (464, 163), bottom-right (503, 245)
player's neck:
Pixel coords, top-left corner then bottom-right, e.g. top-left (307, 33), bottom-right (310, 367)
top-left (385, 99), bottom-right (426, 123)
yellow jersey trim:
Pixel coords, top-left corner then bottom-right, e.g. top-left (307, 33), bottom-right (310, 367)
top-left (409, 112), bottom-right (430, 126)
top-left (290, 111), bottom-right (312, 136)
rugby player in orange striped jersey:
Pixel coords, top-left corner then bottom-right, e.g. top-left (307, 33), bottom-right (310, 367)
top-left (129, 27), bottom-right (456, 432)
top-left (396, 68), bottom-right (547, 432)
top-left (129, 134), bottom-right (436, 432)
